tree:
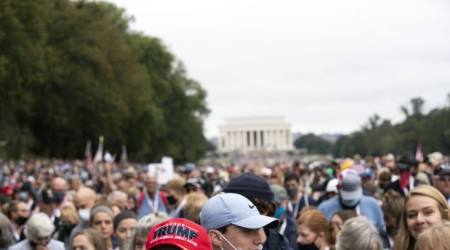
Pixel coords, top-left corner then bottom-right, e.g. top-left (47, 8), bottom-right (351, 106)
top-left (294, 133), bottom-right (332, 154)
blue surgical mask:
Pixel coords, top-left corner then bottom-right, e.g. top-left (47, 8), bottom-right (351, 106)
top-left (274, 206), bottom-right (286, 219)
top-left (340, 196), bottom-right (360, 209)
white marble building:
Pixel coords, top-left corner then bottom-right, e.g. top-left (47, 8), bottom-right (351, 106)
top-left (218, 116), bottom-right (294, 152)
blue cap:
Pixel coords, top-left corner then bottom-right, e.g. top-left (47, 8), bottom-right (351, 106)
top-left (200, 193), bottom-right (278, 230)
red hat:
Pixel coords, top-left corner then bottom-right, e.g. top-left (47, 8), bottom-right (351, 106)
top-left (146, 218), bottom-right (212, 250)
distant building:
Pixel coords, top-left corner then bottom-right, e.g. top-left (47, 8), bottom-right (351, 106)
top-left (218, 116), bottom-right (293, 153)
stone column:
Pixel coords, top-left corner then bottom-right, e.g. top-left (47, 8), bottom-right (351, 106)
top-left (255, 130), bottom-right (261, 148)
top-left (279, 129), bottom-right (284, 149)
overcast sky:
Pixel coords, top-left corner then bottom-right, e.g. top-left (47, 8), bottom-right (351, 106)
top-left (108, 0), bottom-right (450, 138)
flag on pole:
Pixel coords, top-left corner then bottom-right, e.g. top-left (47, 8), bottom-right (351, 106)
top-left (84, 140), bottom-right (92, 167)
top-left (93, 136), bottom-right (104, 164)
top-left (120, 145), bottom-right (128, 163)
top-left (415, 141), bottom-right (424, 162)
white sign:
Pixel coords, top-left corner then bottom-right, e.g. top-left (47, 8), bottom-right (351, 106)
top-left (147, 156), bottom-right (174, 184)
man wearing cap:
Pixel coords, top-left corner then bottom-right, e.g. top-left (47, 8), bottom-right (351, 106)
top-left (318, 171), bottom-right (386, 244)
top-left (223, 172), bottom-right (291, 250)
top-left (433, 163), bottom-right (450, 204)
top-left (200, 193), bottom-right (278, 250)
top-left (384, 156), bottom-right (419, 197)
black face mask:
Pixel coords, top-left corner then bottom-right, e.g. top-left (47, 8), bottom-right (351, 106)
top-left (166, 195), bottom-right (178, 205)
top-left (53, 191), bottom-right (65, 204)
top-left (15, 216), bottom-right (28, 226)
top-left (60, 223), bottom-right (75, 232)
top-left (286, 188), bottom-right (298, 198)
top-left (298, 243), bottom-right (319, 250)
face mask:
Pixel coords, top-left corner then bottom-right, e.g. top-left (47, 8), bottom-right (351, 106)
top-left (53, 191), bottom-right (65, 204)
top-left (298, 235), bottom-right (319, 250)
top-left (166, 195), bottom-right (178, 205)
top-left (216, 230), bottom-right (262, 250)
top-left (339, 196), bottom-right (360, 209)
top-left (78, 208), bottom-right (90, 222)
top-left (274, 206), bottom-right (286, 219)
top-left (286, 188), bottom-right (298, 198)
top-left (298, 243), bottom-right (319, 250)
top-left (15, 216), bottom-right (28, 226)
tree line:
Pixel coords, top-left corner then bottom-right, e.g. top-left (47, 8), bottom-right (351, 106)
top-left (295, 95), bottom-right (450, 157)
top-left (0, 0), bottom-right (209, 162)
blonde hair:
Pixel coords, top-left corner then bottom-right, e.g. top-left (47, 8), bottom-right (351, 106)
top-left (414, 223), bottom-right (450, 250)
top-left (165, 177), bottom-right (186, 194)
top-left (394, 185), bottom-right (449, 250)
top-left (184, 192), bottom-right (208, 223)
top-left (61, 204), bottom-right (80, 225)
top-left (298, 208), bottom-right (336, 246)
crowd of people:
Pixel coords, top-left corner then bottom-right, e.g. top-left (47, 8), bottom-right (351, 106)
top-left (0, 151), bottom-right (449, 250)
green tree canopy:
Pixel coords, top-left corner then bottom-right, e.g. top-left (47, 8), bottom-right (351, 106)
top-left (0, 0), bottom-right (209, 162)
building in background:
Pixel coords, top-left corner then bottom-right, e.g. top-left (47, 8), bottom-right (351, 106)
top-left (218, 116), bottom-right (293, 153)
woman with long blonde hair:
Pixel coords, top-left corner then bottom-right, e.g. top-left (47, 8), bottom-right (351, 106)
top-left (394, 185), bottom-right (449, 250)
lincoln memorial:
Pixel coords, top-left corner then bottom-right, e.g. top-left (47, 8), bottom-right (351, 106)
top-left (218, 116), bottom-right (294, 153)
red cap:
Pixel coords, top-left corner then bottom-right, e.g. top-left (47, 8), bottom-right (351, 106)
top-left (146, 218), bottom-right (212, 250)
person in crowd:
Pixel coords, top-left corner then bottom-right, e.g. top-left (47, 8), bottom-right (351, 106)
top-left (385, 156), bottom-right (419, 197)
top-left (8, 212), bottom-right (64, 250)
top-left (50, 177), bottom-right (69, 205)
top-left (317, 178), bottom-right (339, 205)
top-left (200, 192), bottom-right (278, 250)
top-left (56, 204), bottom-right (80, 248)
top-left (6, 200), bottom-right (30, 242)
top-left (223, 172), bottom-right (291, 250)
top-left (113, 211), bottom-right (137, 250)
top-left (318, 171), bottom-right (385, 229)
top-left (414, 223), bottom-right (450, 250)
top-left (284, 173), bottom-right (316, 219)
top-left (427, 152), bottom-right (444, 175)
top-left (165, 177), bottom-right (187, 218)
top-left (89, 204), bottom-right (114, 249)
top-left (145, 218), bottom-right (212, 250)
top-left (183, 191), bottom-right (208, 223)
top-left (0, 213), bottom-right (14, 249)
top-left (126, 193), bottom-right (138, 214)
top-left (297, 208), bottom-right (336, 250)
top-left (394, 185), bottom-right (450, 250)
top-left (270, 184), bottom-right (288, 220)
top-left (433, 163), bottom-right (450, 204)
top-left (137, 175), bottom-right (167, 218)
top-left (72, 228), bottom-right (108, 250)
top-left (283, 172), bottom-right (316, 250)
top-left (330, 210), bottom-right (357, 232)
top-left (108, 191), bottom-right (128, 213)
top-left (128, 212), bottom-right (170, 250)
top-left (183, 177), bottom-right (204, 194)
top-left (319, 170), bottom-right (389, 248)
top-left (335, 217), bottom-right (383, 250)
top-left (37, 188), bottom-right (61, 233)
top-left (381, 190), bottom-right (404, 247)
top-left (70, 187), bottom-right (97, 243)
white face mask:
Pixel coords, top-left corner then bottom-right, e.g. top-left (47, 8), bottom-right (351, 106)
top-left (216, 231), bottom-right (263, 250)
top-left (78, 208), bottom-right (90, 222)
